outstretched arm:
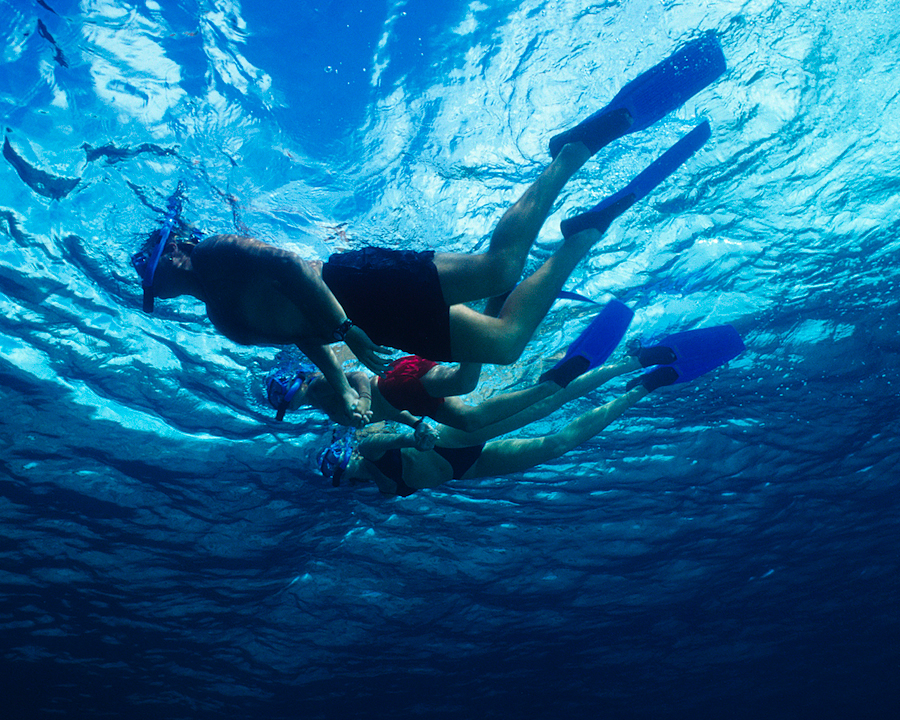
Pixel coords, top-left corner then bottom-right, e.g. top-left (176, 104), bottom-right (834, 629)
top-left (346, 371), bottom-right (374, 426)
top-left (357, 431), bottom-right (417, 460)
top-left (302, 370), bottom-right (374, 428)
top-left (266, 249), bottom-right (393, 375)
top-left (298, 342), bottom-right (368, 426)
top-left (342, 325), bottom-right (394, 377)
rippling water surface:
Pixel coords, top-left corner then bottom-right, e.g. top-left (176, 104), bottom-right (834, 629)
top-left (2, 1), bottom-right (899, 718)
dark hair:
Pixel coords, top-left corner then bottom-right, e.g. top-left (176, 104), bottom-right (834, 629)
top-left (137, 227), bottom-right (198, 257)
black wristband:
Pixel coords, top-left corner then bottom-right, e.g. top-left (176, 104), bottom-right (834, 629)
top-left (332, 318), bottom-right (354, 342)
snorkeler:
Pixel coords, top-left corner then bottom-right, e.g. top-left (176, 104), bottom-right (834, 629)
top-left (317, 323), bottom-right (745, 496)
top-left (265, 353), bottom-right (558, 433)
top-left (132, 35), bottom-right (727, 426)
top-left (265, 299), bottom-right (636, 432)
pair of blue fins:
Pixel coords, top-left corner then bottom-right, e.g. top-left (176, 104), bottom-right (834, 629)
top-left (540, 32), bottom-right (745, 389)
top-left (541, 297), bottom-right (745, 390)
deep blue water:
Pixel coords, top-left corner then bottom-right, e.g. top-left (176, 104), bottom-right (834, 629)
top-left (2, 0), bottom-right (899, 718)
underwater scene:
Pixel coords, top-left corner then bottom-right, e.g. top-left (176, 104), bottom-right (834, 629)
top-left (1, 0), bottom-right (899, 718)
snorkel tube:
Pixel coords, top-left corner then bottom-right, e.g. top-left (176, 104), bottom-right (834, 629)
top-left (131, 182), bottom-right (185, 312)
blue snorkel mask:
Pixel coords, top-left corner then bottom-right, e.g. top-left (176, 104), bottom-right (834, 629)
top-left (130, 182), bottom-right (186, 313)
top-left (317, 428), bottom-right (355, 487)
top-left (265, 353), bottom-right (316, 421)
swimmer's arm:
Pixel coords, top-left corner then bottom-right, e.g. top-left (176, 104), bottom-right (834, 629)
top-left (347, 371), bottom-right (373, 425)
top-left (342, 325), bottom-right (393, 377)
top-left (219, 236), bottom-right (346, 339)
top-left (298, 341), bottom-right (366, 425)
top-left (236, 238), bottom-right (392, 374)
top-left (357, 431), bottom-right (417, 461)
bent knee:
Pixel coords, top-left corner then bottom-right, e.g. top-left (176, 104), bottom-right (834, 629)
top-left (454, 370), bottom-right (480, 395)
top-left (456, 412), bottom-right (486, 434)
top-left (479, 253), bottom-right (522, 294)
top-left (490, 335), bottom-right (527, 366)
top-left (494, 266), bottom-right (523, 295)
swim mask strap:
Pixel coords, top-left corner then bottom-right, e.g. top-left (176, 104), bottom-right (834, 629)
top-left (130, 182), bottom-right (185, 313)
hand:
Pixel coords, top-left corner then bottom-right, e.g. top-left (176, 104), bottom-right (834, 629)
top-left (353, 394), bottom-right (374, 427)
top-left (340, 388), bottom-right (373, 428)
top-left (413, 421), bottom-right (437, 451)
top-left (343, 325), bottom-right (393, 376)
top-left (352, 406), bottom-right (374, 427)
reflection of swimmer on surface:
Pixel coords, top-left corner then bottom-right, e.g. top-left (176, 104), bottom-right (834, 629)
top-left (317, 324), bottom-right (746, 497)
top-left (130, 35), bottom-right (727, 428)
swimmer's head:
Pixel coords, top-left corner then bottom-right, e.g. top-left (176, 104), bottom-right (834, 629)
top-left (131, 234), bottom-right (199, 312)
top-left (131, 227), bottom-right (170, 312)
top-left (265, 358), bottom-right (316, 421)
top-left (130, 183), bottom-right (200, 312)
top-left (317, 433), bottom-right (354, 486)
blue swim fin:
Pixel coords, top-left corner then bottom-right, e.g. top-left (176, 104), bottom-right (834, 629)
top-left (560, 120), bottom-right (711, 238)
top-left (549, 32), bottom-right (727, 158)
top-left (627, 324), bottom-right (745, 390)
top-left (540, 299), bottom-right (634, 387)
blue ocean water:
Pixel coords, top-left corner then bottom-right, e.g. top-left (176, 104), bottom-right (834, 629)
top-left (2, 0), bottom-right (899, 718)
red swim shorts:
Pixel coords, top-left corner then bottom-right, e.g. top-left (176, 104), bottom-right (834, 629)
top-left (377, 355), bottom-right (445, 416)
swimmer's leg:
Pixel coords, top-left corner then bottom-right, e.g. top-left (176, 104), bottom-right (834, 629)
top-left (560, 121), bottom-right (711, 238)
top-left (460, 383), bottom-right (651, 480)
top-left (549, 33), bottom-right (726, 158)
top-left (431, 382), bottom-right (560, 434)
top-left (447, 196), bottom-right (633, 365)
top-left (447, 122), bottom-right (711, 365)
top-left (438, 356), bottom-right (641, 448)
top-left (434, 141), bottom-right (591, 306)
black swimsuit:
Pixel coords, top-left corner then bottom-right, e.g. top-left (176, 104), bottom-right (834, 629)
top-left (370, 444), bottom-right (485, 496)
top-left (322, 247), bottom-right (453, 361)
top-left (434, 445), bottom-right (485, 480)
top-left (371, 448), bottom-right (416, 497)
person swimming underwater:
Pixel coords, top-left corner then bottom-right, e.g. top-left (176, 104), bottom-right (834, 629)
top-left (317, 324), bottom-right (746, 497)
top-left (132, 35), bottom-right (727, 427)
top-left (265, 300), bottom-right (637, 434)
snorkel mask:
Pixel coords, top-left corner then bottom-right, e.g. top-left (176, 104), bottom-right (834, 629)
top-left (265, 353), bottom-right (316, 421)
top-left (130, 182), bottom-right (185, 313)
top-left (317, 428), bottom-right (355, 487)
